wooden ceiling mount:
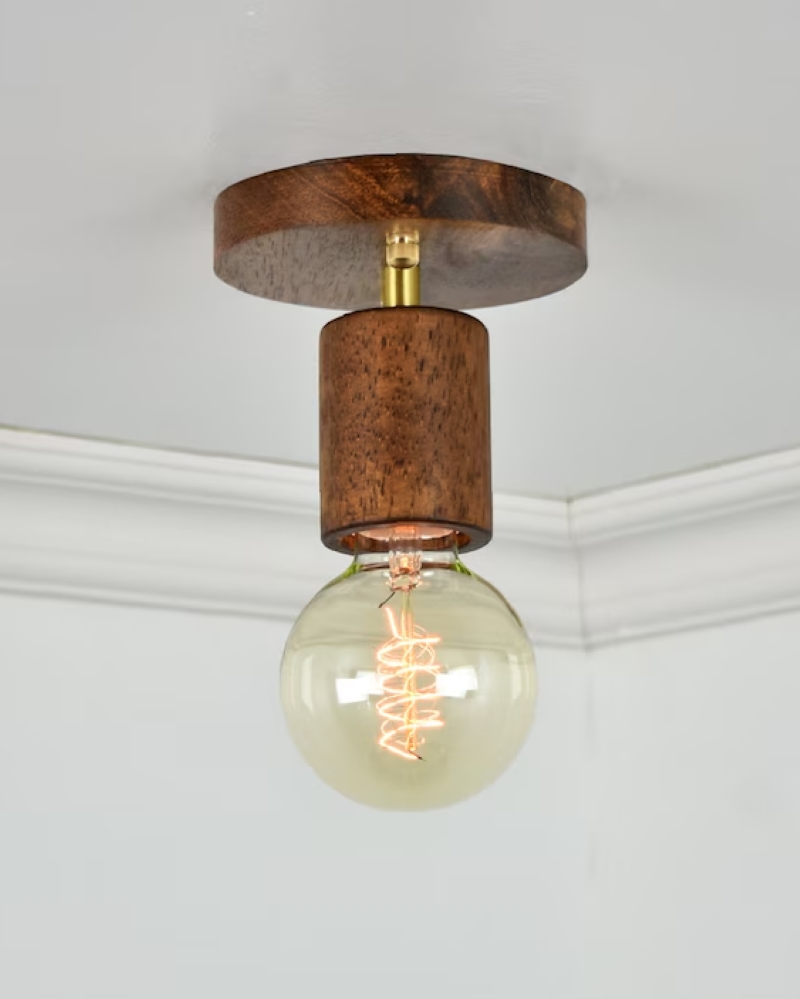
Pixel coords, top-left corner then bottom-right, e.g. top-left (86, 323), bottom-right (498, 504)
top-left (214, 154), bottom-right (587, 552)
top-left (214, 153), bottom-right (586, 311)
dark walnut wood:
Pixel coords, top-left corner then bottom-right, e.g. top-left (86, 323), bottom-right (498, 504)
top-left (320, 307), bottom-right (492, 553)
top-left (215, 154), bottom-right (586, 311)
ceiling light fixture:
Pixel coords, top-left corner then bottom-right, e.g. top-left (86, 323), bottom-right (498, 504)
top-left (214, 154), bottom-right (587, 809)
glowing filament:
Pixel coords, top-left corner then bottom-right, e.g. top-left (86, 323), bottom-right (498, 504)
top-left (375, 596), bottom-right (444, 760)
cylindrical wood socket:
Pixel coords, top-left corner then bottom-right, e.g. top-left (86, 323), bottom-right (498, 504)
top-left (320, 307), bottom-right (492, 553)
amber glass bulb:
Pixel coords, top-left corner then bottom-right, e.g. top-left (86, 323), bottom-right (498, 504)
top-left (280, 537), bottom-right (536, 810)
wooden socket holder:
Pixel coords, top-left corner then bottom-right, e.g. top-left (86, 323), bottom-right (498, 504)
top-left (320, 307), bottom-right (491, 553)
top-left (213, 154), bottom-right (587, 553)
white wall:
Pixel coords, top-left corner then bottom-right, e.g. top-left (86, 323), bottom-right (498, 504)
top-left (586, 613), bottom-right (800, 999)
top-left (0, 594), bottom-right (590, 999)
top-left (3, 599), bottom-right (799, 998)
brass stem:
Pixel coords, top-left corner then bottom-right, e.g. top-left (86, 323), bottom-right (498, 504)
top-left (382, 233), bottom-right (420, 307)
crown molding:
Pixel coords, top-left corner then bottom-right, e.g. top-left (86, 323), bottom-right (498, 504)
top-left (1, 427), bottom-right (799, 649)
top-left (573, 450), bottom-right (800, 646)
top-left (0, 429), bottom-right (580, 645)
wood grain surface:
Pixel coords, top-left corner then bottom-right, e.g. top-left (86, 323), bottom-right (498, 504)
top-left (215, 154), bottom-right (586, 311)
top-left (320, 307), bottom-right (492, 553)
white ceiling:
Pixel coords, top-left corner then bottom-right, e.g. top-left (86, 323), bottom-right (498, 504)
top-left (1, 0), bottom-right (798, 497)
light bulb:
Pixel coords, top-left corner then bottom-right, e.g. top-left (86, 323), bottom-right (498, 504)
top-left (280, 534), bottom-right (536, 810)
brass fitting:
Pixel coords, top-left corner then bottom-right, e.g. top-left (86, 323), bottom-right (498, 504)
top-left (382, 233), bottom-right (420, 307)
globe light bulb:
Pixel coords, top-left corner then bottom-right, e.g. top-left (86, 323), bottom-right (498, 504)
top-left (280, 531), bottom-right (536, 810)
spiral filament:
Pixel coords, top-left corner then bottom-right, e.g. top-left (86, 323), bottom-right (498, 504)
top-left (375, 592), bottom-right (444, 760)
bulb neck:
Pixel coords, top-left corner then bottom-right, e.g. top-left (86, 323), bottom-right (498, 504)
top-left (353, 529), bottom-right (465, 591)
top-left (355, 549), bottom-right (459, 570)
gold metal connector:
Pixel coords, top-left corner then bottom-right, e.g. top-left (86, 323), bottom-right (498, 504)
top-left (382, 233), bottom-right (420, 307)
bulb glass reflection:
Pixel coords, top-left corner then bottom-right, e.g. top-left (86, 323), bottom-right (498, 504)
top-left (280, 538), bottom-right (536, 810)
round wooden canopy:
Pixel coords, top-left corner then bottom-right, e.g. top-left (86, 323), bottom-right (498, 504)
top-left (214, 154), bottom-right (586, 311)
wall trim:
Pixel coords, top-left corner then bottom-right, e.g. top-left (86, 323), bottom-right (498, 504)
top-left (573, 449), bottom-right (800, 646)
top-left (2, 427), bottom-right (799, 649)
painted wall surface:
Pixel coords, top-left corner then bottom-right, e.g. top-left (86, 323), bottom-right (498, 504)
top-left (2, 587), bottom-right (798, 998)
top-left (0, 595), bottom-right (590, 999)
top-left (586, 614), bottom-right (800, 999)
